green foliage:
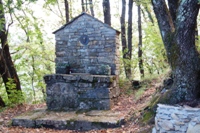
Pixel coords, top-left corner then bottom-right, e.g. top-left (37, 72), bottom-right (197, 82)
top-left (120, 48), bottom-right (139, 79)
top-left (119, 78), bottom-right (134, 95)
top-left (44, 0), bottom-right (57, 5)
top-left (141, 110), bottom-right (154, 124)
top-left (12, 41), bottom-right (55, 103)
top-left (2, 0), bottom-right (55, 104)
top-left (142, 22), bottom-right (169, 75)
top-left (120, 13), bottom-right (169, 79)
top-left (6, 78), bottom-right (24, 106)
top-left (134, 86), bottom-right (147, 100)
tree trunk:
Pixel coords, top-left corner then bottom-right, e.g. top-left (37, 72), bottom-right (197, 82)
top-left (69, 0), bottom-right (72, 19)
top-left (0, 0), bottom-right (22, 103)
top-left (121, 0), bottom-right (129, 79)
top-left (0, 96), bottom-right (5, 107)
top-left (102, 0), bottom-right (111, 26)
top-left (121, 0), bottom-right (126, 54)
top-left (64, 0), bottom-right (69, 23)
top-left (152, 0), bottom-right (200, 104)
top-left (195, 22), bottom-right (198, 42)
top-left (143, 5), bottom-right (154, 24)
top-left (138, 4), bottom-right (144, 78)
top-left (81, 0), bottom-right (85, 12)
top-left (124, 0), bottom-right (133, 79)
top-left (89, 0), bottom-right (94, 17)
top-left (167, 0), bottom-right (179, 25)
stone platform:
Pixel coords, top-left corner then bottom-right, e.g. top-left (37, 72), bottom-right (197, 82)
top-left (12, 108), bottom-right (126, 131)
top-left (44, 74), bottom-right (119, 111)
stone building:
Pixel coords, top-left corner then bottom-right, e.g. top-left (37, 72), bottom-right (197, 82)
top-left (44, 12), bottom-right (121, 111)
top-left (54, 12), bottom-right (120, 75)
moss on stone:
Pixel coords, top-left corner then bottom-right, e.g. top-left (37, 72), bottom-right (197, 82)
top-left (148, 95), bottom-right (160, 109)
top-left (141, 110), bottom-right (154, 124)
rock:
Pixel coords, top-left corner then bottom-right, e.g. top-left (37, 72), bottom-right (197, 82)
top-left (187, 123), bottom-right (200, 133)
top-left (152, 127), bottom-right (156, 133)
top-left (153, 104), bottom-right (200, 133)
top-left (159, 120), bottom-right (174, 130)
top-left (171, 113), bottom-right (179, 120)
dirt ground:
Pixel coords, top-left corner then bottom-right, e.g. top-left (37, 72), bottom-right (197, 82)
top-left (0, 80), bottom-right (159, 133)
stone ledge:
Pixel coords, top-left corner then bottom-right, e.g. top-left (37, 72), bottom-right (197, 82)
top-left (153, 104), bottom-right (200, 133)
top-left (12, 108), bottom-right (126, 131)
top-left (44, 74), bottom-right (117, 83)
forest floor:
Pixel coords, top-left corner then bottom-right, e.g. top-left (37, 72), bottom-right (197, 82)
top-left (0, 77), bottom-right (162, 133)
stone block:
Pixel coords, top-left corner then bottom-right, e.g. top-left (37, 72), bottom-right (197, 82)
top-left (90, 58), bottom-right (98, 63)
top-left (61, 94), bottom-right (79, 109)
top-left (171, 113), bottom-right (179, 120)
top-left (88, 52), bottom-right (98, 56)
top-left (88, 65), bottom-right (111, 75)
top-left (173, 120), bottom-right (185, 125)
top-left (152, 127), bottom-right (156, 133)
top-left (158, 120), bottom-right (174, 130)
top-left (78, 83), bottom-right (90, 88)
top-left (46, 96), bottom-right (62, 110)
top-left (153, 104), bottom-right (200, 133)
top-left (79, 88), bottom-right (110, 99)
top-left (45, 74), bottom-right (118, 111)
top-left (187, 123), bottom-right (200, 133)
top-left (62, 75), bottom-right (77, 81)
top-left (12, 119), bottom-right (35, 128)
top-left (56, 63), bottom-right (70, 74)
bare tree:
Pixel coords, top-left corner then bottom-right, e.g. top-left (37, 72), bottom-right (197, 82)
top-left (125, 0), bottom-right (133, 79)
top-left (121, 0), bottom-right (129, 78)
top-left (138, 4), bottom-right (144, 78)
top-left (64, 0), bottom-right (69, 23)
top-left (81, 0), bottom-right (85, 12)
top-left (102, 0), bottom-right (111, 26)
top-left (89, 0), bottom-right (94, 17)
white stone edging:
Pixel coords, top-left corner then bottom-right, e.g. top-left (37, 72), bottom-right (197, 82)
top-left (152, 104), bottom-right (200, 133)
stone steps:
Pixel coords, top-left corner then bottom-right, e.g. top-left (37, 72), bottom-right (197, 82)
top-left (12, 108), bottom-right (126, 131)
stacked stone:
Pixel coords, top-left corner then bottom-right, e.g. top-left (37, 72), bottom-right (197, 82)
top-left (54, 13), bottom-right (120, 75)
top-left (44, 74), bottom-right (120, 111)
top-left (152, 104), bottom-right (200, 133)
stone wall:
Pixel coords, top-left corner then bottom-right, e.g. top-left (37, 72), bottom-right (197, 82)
top-left (152, 104), bottom-right (200, 133)
top-left (54, 13), bottom-right (120, 75)
top-left (44, 74), bottom-right (119, 111)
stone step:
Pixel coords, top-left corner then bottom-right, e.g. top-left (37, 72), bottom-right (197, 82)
top-left (12, 108), bottom-right (126, 131)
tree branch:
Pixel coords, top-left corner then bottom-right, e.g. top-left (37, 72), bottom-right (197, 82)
top-left (175, 0), bottom-right (200, 52)
top-left (151, 0), bottom-right (174, 46)
top-left (56, 0), bottom-right (64, 22)
top-left (167, 0), bottom-right (179, 25)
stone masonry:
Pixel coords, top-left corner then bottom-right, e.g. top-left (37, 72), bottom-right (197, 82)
top-left (54, 12), bottom-right (120, 75)
top-left (44, 12), bottom-right (120, 111)
top-left (44, 74), bottom-right (119, 111)
top-left (152, 104), bottom-right (200, 133)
